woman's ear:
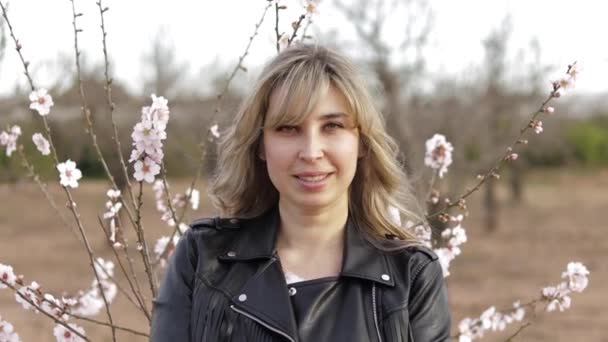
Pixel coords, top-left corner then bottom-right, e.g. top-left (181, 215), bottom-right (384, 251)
top-left (358, 139), bottom-right (367, 159)
top-left (258, 139), bottom-right (266, 161)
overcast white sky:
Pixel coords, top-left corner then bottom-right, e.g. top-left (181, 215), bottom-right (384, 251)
top-left (1, 0), bottom-right (607, 96)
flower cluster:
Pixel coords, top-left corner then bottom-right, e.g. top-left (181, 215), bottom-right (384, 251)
top-left (154, 235), bottom-right (181, 268)
top-left (129, 94), bottom-right (170, 183)
top-left (0, 125), bottom-right (22, 157)
top-left (541, 262), bottom-right (589, 312)
top-left (153, 180), bottom-right (197, 231)
top-left (0, 315), bottom-right (20, 342)
top-left (424, 134), bottom-right (453, 178)
top-left (552, 63), bottom-right (581, 98)
top-left (403, 220), bottom-right (433, 248)
top-left (29, 88), bottom-right (54, 116)
top-left (457, 262), bottom-right (589, 341)
top-left (434, 214), bottom-right (467, 277)
top-left (57, 160), bottom-right (83, 188)
top-left (457, 302), bottom-right (525, 342)
top-left (151, 180), bottom-right (199, 265)
top-left (103, 189), bottom-right (123, 248)
top-left (71, 258), bottom-right (117, 316)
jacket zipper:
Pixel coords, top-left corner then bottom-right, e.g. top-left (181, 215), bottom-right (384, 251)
top-left (372, 283), bottom-right (383, 342)
top-left (230, 305), bottom-right (296, 342)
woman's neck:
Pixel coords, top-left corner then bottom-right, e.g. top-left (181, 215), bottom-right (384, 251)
top-left (276, 199), bottom-right (348, 252)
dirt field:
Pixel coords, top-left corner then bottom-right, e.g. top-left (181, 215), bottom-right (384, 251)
top-left (1, 168), bottom-right (606, 341)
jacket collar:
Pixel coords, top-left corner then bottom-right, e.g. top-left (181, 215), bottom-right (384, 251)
top-left (218, 206), bottom-right (395, 287)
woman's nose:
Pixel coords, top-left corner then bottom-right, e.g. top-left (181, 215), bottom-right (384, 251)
top-left (298, 132), bottom-right (324, 162)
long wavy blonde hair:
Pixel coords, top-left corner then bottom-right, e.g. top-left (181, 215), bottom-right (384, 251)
top-left (209, 44), bottom-right (427, 250)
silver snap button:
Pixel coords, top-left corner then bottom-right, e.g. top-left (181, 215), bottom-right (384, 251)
top-left (288, 287), bottom-right (297, 296)
top-left (238, 294), bottom-right (247, 302)
top-left (381, 274), bottom-right (390, 281)
top-left (227, 251), bottom-right (236, 257)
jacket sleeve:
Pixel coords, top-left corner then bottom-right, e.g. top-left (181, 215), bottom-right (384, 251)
top-left (408, 257), bottom-right (451, 342)
top-left (151, 229), bottom-right (198, 342)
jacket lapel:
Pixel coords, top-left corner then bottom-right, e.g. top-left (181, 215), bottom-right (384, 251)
top-left (214, 207), bottom-right (395, 342)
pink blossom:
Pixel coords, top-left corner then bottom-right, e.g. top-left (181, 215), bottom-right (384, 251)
top-left (424, 134), bottom-right (454, 178)
top-left (0, 315), bottom-right (21, 342)
top-left (544, 106), bottom-right (555, 114)
top-left (29, 89), bottom-right (54, 116)
top-left (32, 133), bottom-right (51, 155)
top-left (0, 264), bottom-right (17, 289)
top-left (561, 262), bottom-right (589, 292)
top-left (133, 157), bottom-right (161, 183)
top-left (53, 323), bottom-right (86, 342)
top-left (533, 120), bottom-right (543, 134)
top-left (0, 125), bottom-right (22, 157)
top-left (57, 160), bottom-right (83, 188)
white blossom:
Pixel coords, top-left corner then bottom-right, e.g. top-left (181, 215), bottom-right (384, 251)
top-left (29, 89), bottom-right (54, 116)
top-left (0, 264), bottom-right (17, 289)
top-left (543, 283), bottom-right (572, 312)
top-left (15, 282), bottom-right (41, 311)
top-left (133, 157), bottom-right (161, 183)
top-left (0, 315), bottom-right (21, 342)
top-left (0, 125), bottom-right (22, 157)
top-left (186, 187), bottom-right (200, 210)
top-left (57, 160), bottom-right (83, 188)
top-left (424, 134), bottom-right (453, 178)
top-left (533, 120), bottom-right (543, 134)
top-left (154, 235), bottom-right (180, 267)
top-left (32, 133), bottom-right (51, 155)
top-left (53, 323), bottom-right (86, 342)
top-left (561, 262), bottom-right (589, 293)
top-left (106, 189), bottom-right (121, 200)
top-left (210, 124), bottom-right (220, 138)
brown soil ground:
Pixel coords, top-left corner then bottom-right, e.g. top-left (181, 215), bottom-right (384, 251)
top-left (1, 168), bottom-right (606, 341)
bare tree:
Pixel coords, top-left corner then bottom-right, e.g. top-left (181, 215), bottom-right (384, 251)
top-left (141, 28), bottom-right (188, 99)
top-left (332, 0), bottom-right (433, 171)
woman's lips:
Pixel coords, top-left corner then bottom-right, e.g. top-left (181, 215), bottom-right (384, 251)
top-left (293, 172), bottom-right (333, 191)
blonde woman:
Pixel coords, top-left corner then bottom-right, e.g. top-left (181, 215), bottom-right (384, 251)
top-left (151, 44), bottom-right (451, 342)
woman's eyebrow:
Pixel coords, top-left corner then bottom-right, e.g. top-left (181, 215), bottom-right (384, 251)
top-left (319, 112), bottom-right (349, 120)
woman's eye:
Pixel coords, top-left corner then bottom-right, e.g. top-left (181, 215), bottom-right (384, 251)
top-left (277, 125), bottom-right (297, 133)
top-left (324, 122), bottom-right (344, 130)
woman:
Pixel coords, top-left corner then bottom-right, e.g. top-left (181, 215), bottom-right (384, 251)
top-left (151, 44), bottom-right (451, 341)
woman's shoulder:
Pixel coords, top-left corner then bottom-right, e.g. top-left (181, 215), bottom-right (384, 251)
top-left (382, 244), bottom-right (441, 283)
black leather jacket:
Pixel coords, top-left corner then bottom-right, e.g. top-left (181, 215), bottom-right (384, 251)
top-left (151, 208), bottom-right (451, 341)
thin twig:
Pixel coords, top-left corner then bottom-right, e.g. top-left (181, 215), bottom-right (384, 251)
top-left (0, 278), bottom-right (89, 341)
top-left (68, 1), bottom-right (117, 340)
top-left (274, 1), bottom-right (281, 53)
top-left (96, 216), bottom-right (151, 322)
top-left (16, 145), bottom-right (81, 242)
top-left (505, 321), bottom-right (532, 341)
top-left (69, 312), bottom-right (149, 338)
top-left (134, 181), bottom-right (158, 298)
top-left (0, 1), bottom-right (35, 91)
top-left (95, 0), bottom-right (138, 214)
top-left (423, 86), bottom-right (564, 223)
top-left (157, 2), bottom-right (273, 263)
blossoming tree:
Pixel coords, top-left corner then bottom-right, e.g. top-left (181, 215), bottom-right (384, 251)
top-left (0, 1), bottom-right (590, 341)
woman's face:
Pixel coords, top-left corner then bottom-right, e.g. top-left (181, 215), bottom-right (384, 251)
top-left (260, 84), bottom-right (361, 212)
